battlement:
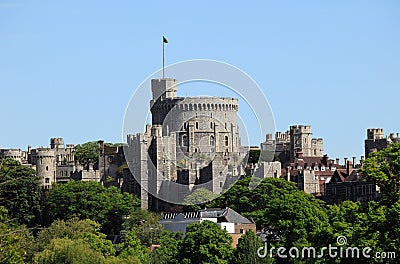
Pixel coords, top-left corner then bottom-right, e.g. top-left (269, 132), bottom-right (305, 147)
top-left (151, 78), bottom-right (178, 101)
top-left (152, 97), bottom-right (239, 113)
top-left (50, 138), bottom-right (64, 149)
top-left (367, 128), bottom-right (385, 140)
top-left (0, 149), bottom-right (23, 159)
top-left (290, 125), bottom-right (312, 133)
top-left (32, 148), bottom-right (55, 158)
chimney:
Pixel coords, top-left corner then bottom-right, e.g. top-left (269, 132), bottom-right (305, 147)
top-left (336, 158), bottom-right (340, 165)
top-left (352, 157), bottom-right (356, 168)
top-left (346, 160), bottom-right (351, 175)
top-left (344, 158), bottom-right (348, 167)
top-left (322, 155), bottom-right (329, 166)
top-left (360, 156), bottom-right (365, 165)
top-left (296, 149), bottom-right (303, 159)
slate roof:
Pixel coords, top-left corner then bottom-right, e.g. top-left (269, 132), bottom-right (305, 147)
top-left (161, 207), bottom-right (253, 224)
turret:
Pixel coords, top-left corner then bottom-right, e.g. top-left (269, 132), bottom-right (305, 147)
top-left (151, 78), bottom-right (178, 101)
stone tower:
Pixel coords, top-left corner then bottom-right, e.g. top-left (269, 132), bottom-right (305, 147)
top-left (365, 128), bottom-right (388, 158)
top-left (0, 149), bottom-right (23, 163)
top-left (290, 125), bottom-right (312, 157)
top-left (31, 148), bottom-right (56, 190)
top-left (50, 138), bottom-right (64, 149)
top-left (126, 77), bottom-right (247, 211)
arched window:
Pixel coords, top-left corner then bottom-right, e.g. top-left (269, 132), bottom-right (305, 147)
top-left (46, 166), bottom-right (49, 171)
top-left (225, 136), bottom-right (229, 146)
top-left (210, 135), bottom-right (215, 146)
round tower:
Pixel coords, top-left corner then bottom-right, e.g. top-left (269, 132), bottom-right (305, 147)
top-left (34, 148), bottom-right (56, 189)
top-left (0, 149), bottom-right (23, 162)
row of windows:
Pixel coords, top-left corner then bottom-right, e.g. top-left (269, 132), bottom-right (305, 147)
top-left (181, 135), bottom-right (229, 147)
top-left (296, 165), bottom-right (337, 172)
top-left (183, 122), bottom-right (231, 130)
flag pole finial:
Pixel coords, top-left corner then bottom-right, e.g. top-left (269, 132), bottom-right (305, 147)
top-left (162, 36), bottom-right (168, 78)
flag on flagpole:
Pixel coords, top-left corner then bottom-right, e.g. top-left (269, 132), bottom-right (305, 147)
top-left (163, 36), bottom-right (168, 43)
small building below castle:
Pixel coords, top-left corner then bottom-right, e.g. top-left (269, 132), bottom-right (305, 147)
top-left (160, 207), bottom-right (256, 247)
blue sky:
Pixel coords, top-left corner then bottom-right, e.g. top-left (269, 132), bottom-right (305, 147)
top-left (1, 0), bottom-right (399, 160)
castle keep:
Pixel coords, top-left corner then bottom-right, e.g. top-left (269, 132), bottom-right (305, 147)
top-left (125, 78), bottom-right (248, 211)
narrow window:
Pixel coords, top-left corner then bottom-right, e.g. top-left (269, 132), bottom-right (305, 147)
top-left (210, 135), bottom-right (215, 146)
top-left (225, 136), bottom-right (229, 146)
top-left (182, 135), bottom-right (188, 146)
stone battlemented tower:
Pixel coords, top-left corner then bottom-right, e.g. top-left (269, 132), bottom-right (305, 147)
top-left (261, 125), bottom-right (324, 165)
top-left (365, 128), bottom-right (400, 158)
top-left (126, 78), bottom-right (247, 211)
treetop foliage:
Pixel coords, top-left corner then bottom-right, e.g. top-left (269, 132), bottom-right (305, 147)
top-left (43, 180), bottom-right (140, 236)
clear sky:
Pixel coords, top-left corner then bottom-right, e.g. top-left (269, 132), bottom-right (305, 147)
top-left (1, 0), bottom-right (399, 161)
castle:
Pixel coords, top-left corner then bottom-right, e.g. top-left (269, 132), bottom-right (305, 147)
top-left (261, 125), bottom-right (324, 164)
top-left (0, 138), bottom-right (123, 190)
top-left (124, 78), bottom-right (248, 211)
top-left (2, 74), bottom-right (397, 209)
top-left (0, 78), bottom-right (250, 211)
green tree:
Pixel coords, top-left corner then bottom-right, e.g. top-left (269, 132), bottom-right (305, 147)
top-left (0, 206), bottom-right (34, 264)
top-left (234, 230), bottom-right (273, 264)
top-left (209, 177), bottom-right (301, 226)
top-left (179, 220), bottom-right (233, 264)
top-left (385, 198), bottom-right (400, 262)
top-left (151, 230), bottom-right (183, 264)
top-left (0, 158), bottom-right (41, 227)
top-left (183, 188), bottom-right (218, 211)
top-left (327, 201), bottom-right (395, 264)
top-left (33, 237), bottom-right (106, 264)
top-left (117, 230), bottom-right (151, 264)
top-left (359, 143), bottom-right (400, 204)
top-left (34, 218), bottom-right (115, 258)
top-left (123, 209), bottom-right (163, 247)
top-left (74, 141), bottom-right (99, 166)
top-left (261, 192), bottom-right (331, 254)
top-left (210, 177), bottom-right (332, 263)
top-left (43, 180), bottom-right (140, 236)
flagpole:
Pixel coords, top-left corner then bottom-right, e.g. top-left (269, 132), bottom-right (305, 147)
top-left (162, 38), bottom-right (165, 78)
